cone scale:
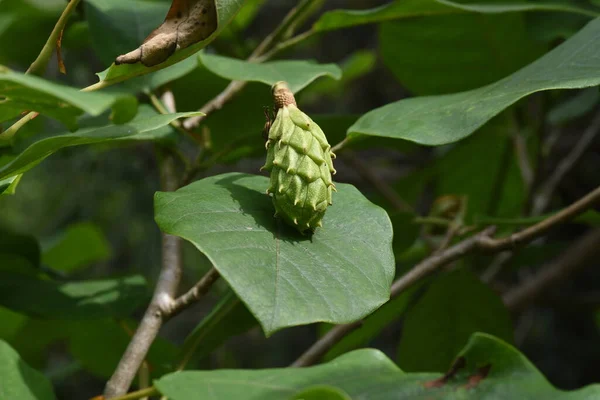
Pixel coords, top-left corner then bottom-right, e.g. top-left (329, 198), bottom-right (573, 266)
top-left (261, 81), bottom-right (336, 233)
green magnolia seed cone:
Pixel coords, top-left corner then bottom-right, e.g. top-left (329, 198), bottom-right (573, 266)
top-left (262, 82), bottom-right (336, 233)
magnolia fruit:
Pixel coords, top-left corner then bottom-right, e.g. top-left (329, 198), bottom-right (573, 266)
top-left (261, 81), bottom-right (336, 233)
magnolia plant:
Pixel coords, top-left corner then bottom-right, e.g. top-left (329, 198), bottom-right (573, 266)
top-left (1, 1), bottom-right (600, 400)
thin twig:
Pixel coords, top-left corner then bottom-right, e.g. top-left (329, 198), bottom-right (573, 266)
top-left (105, 157), bottom-right (184, 398)
top-left (290, 321), bottom-right (363, 367)
top-left (532, 110), bottom-right (600, 215)
top-left (503, 228), bottom-right (600, 312)
top-left (390, 227), bottom-right (497, 298)
top-left (291, 228), bottom-right (497, 367)
top-left (250, 0), bottom-right (316, 60)
top-left (331, 137), bottom-right (350, 154)
top-left (167, 267), bottom-right (220, 318)
top-left (341, 150), bottom-right (413, 212)
top-left (182, 1), bottom-right (319, 130)
top-left (512, 128), bottom-right (534, 192)
top-left (27, 0), bottom-right (81, 75)
top-left (477, 184), bottom-right (600, 251)
top-left (1, 0), bottom-right (80, 142)
top-left (254, 30), bottom-right (316, 63)
top-left (182, 80), bottom-right (247, 129)
top-left (148, 92), bottom-right (203, 144)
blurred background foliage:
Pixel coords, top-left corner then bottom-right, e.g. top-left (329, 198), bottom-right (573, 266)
top-left (1, 0), bottom-right (600, 398)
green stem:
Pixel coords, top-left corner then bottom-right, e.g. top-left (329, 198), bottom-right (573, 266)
top-left (255, 30), bottom-right (317, 62)
top-left (4, 0), bottom-right (81, 141)
top-left (0, 112), bottom-right (38, 143)
top-left (26, 0), bottom-right (81, 76)
top-left (249, 0), bottom-right (319, 60)
top-left (110, 387), bottom-right (159, 400)
top-left (148, 93), bottom-right (204, 150)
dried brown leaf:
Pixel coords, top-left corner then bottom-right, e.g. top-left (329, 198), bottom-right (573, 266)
top-left (115, 0), bottom-right (217, 67)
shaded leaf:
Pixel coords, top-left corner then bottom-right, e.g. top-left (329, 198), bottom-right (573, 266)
top-left (0, 107), bottom-right (201, 181)
top-left (380, 13), bottom-right (542, 95)
top-left (312, 0), bottom-right (596, 32)
top-left (389, 212), bottom-right (420, 256)
top-left (0, 68), bottom-right (137, 130)
top-left (0, 0), bottom-right (62, 67)
top-left (179, 289), bottom-right (257, 367)
top-left (547, 88), bottom-right (600, 125)
top-left (0, 228), bottom-right (40, 267)
top-left (0, 307), bottom-right (27, 341)
top-left (433, 117), bottom-right (526, 220)
top-left (96, 0), bottom-right (244, 85)
top-left (323, 280), bottom-right (423, 362)
top-left (439, 0), bottom-right (598, 15)
top-left (155, 173), bottom-right (395, 335)
top-left (42, 222), bottom-right (112, 272)
top-left (0, 174), bottom-right (22, 196)
top-left (298, 50), bottom-right (376, 104)
top-left (200, 52), bottom-right (342, 93)
top-left (349, 17), bottom-right (600, 145)
top-left (68, 319), bottom-right (178, 379)
top-left (0, 340), bottom-right (56, 400)
top-left (155, 333), bottom-right (600, 399)
top-left (0, 272), bottom-right (148, 319)
top-left (120, 55), bottom-right (200, 93)
top-left (398, 269), bottom-right (513, 372)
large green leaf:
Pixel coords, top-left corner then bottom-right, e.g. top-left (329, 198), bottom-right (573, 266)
top-left (432, 116), bottom-right (526, 219)
top-left (42, 221), bottom-right (111, 272)
top-left (312, 0), bottom-right (597, 32)
top-left (154, 173), bottom-right (395, 335)
top-left (179, 289), bottom-right (257, 367)
top-left (0, 107), bottom-right (200, 181)
top-left (0, 272), bottom-right (147, 319)
top-left (379, 14), bottom-right (542, 95)
top-left (0, 340), bottom-right (56, 400)
top-left (95, 0), bottom-right (245, 85)
top-left (0, 68), bottom-right (137, 130)
top-left (0, 0), bottom-right (62, 67)
top-left (388, 115), bottom-right (526, 220)
top-left (199, 53), bottom-right (342, 93)
top-left (120, 55), bottom-right (200, 93)
top-left (291, 386), bottom-right (351, 400)
top-left (349, 17), bottom-right (600, 145)
top-left (0, 307), bottom-right (27, 341)
top-left (0, 229), bottom-right (40, 267)
top-left (155, 333), bottom-right (600, 399)
top-left (398, 269), bottom-right (513, 372)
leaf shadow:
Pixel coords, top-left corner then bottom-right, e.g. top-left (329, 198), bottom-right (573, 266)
top-left (16, 356), bottom-right (54, 399)
top-left (214, 174), bottom-right (312, 244)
